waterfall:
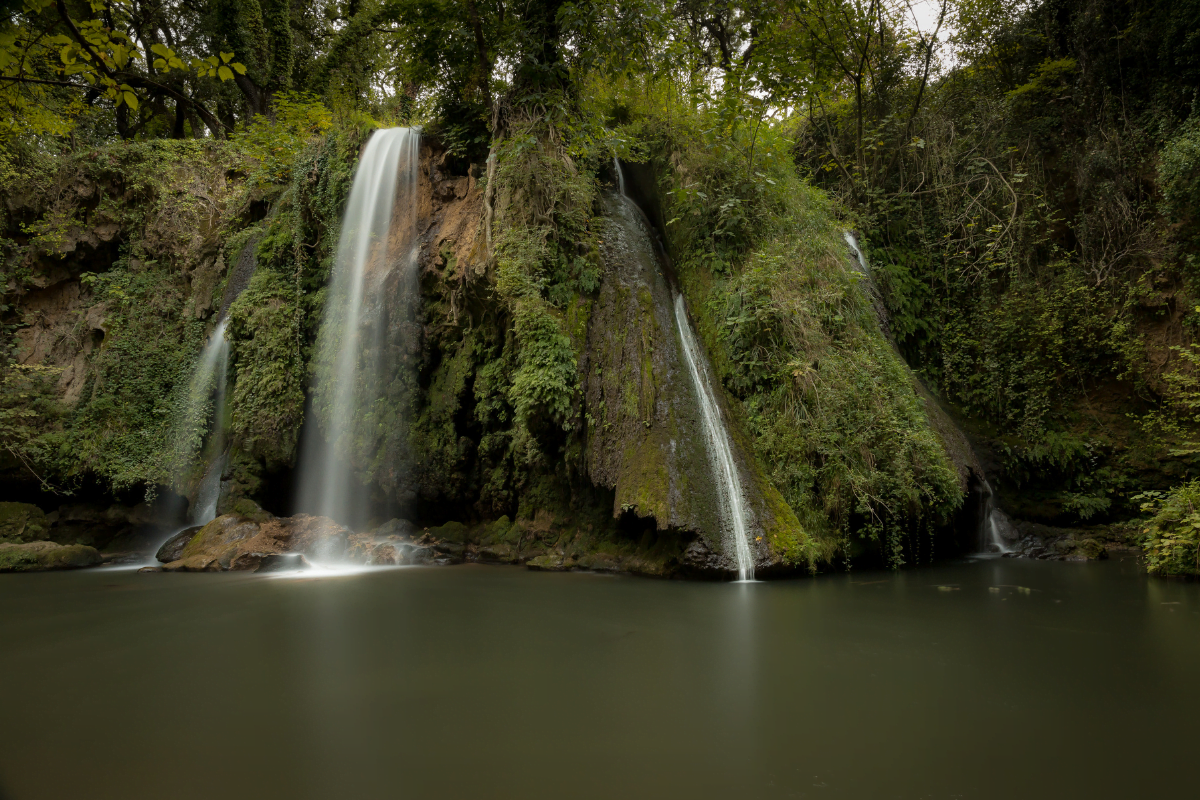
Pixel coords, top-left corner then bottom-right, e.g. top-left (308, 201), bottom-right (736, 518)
top-left (297, 127), bottom-right (420, 527)
top-left (149, 317), bottom-right (232, 560)
top-left (843, 230), bottom-right (868, 272)
top-left (844, 229), bottom-right (1014, 555)
top-left (672, 294), bottom-right (756, 581)
top-left (612, 157), bottom-right (755, 580)
top-left (184, 317), bottom-right (230, 527)
top-left (979, 481), bottom-right (1014, 554)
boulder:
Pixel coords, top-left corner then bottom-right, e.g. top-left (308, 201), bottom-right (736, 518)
top-left (0, 502), bottom-right (49, 544)
top-left (156, 526), bottom-right (202, 563)
top-left (373, 518), bottom-right (416, 539)
top-left (526, 553), bottom-right (571, 571)
top-left (428, 521), bottom-right (468, 543)
top-left (161, 513), bottom-right (354, 572)
top-left (370, 543), bottom-right (399, 565)
top-left (229, 498), bottom-right (274, 523)
top-left (0, 541), bottom-right (101, 572)
top-left (233, 552), bottom-right (310, 572)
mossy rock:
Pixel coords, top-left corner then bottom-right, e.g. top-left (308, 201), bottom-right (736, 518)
top-left (428, 521), bottom-right (468, 543)
top-left (0, 502), bottom-right (49, 545)
top-left (1074, 538), bottom-right (1107, 560)
top-left (230, 498), bottom-right (274, 523)
top-left (526, 553), bottom-right (571, 571)
top-left (0, 541), bottom-right (101, 572)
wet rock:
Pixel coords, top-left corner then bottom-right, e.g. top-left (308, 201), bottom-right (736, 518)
top-left (526, 553), bottom-right (571, 571)
top-left (345, 533), bottom-right (376, 563)
top-left (428, 521), bottom-right (468, 543)
top-left (433, 540), bottom-right (467, 558)
top-left (374, 518), bottom-right (416, 540)
top-left (162, 554), bottom-right (222, 572)
top-left (475, 516), bottom-right (513, 546)
top-left (228, 498), bottom-right (274, 523)
top-left (255, 553), bottom-right (310, 573)
top-left (575, 553), bottom-right (623, 573)
top-left (156, 527), bottom-right (202, 563)
top-left (0, 541), bottom-right (101, 572)
top-left (160, 514), bottom-right (355, 572)
top-left (0, 502), bottom-right (49, 544)
top-left (679, 537), bottom-right (731, 578)
top-left (398, 543), bottom-right (437, 565)
top-left (370, 544), bottom-right (399, 565)
top-left (138, 566), bottom-right (162, 573)
top-left (473, 542), bottom-right (519, 564)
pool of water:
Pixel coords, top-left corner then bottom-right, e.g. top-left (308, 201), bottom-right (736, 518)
top-left (1, 555), bottom-right (1198, 799)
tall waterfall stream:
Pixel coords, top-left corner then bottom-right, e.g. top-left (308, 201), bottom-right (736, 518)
top-left (297, 127), bottom-right (419, 526)
top-left (614, 159), bottom-right (755, 580)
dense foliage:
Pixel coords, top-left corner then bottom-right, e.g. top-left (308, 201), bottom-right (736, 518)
top-left (4, 0), bottom-right (1200, 571)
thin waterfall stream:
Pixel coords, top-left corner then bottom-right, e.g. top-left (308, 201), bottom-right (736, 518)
top-left (671, 294), bottom-right (756, 581)
top-left (297, 127), bottom-right (420, 527)
top-left (843, 230), bottom-right (1014, 555)
top-left (186, 318), bottom-right (229, 526)
top-left (613, 158), bottom-right (755, 580)
top-left (151, 317), bottom-right (231, 559)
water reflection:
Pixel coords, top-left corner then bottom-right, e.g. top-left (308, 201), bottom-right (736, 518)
top-left (1, 559), bottom-right (1198, 799)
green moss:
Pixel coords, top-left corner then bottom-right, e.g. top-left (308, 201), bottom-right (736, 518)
top-left (429, 521), bottom-right (468, 543)
top-left (0, 502), bottom-right (47, 544)
top-left (0, 546), bottom-right (39, 571)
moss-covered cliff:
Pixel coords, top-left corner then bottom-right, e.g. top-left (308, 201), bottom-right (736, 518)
top-left (1, 98), bottom-right (984, 576)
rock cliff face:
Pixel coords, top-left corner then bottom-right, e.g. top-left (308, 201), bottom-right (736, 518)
top-left (583, 195), bottom-right (807, 574)
top-left (1, 134), bottom-right (981, 577)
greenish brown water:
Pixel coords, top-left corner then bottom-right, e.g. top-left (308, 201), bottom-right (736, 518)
top-left (1, 556), bottom-right (1198, 799)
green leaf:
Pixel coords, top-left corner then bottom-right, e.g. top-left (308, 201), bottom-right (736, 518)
top-left (217, 65), bottom-right (233, 81)
top-left (153, 58), bottom-right (166, 70)
top-left (150, 43), bottom-right (171, 57)
top-left (220, 51), bottom-right (234, 63)
top-left (123, 92), bottom-right (138, 110)
top-left (232, 62), bottom-right (247, 75)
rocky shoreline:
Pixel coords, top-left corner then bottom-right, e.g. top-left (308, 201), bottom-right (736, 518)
top-left (2, 495), bottom-right (1148, 577)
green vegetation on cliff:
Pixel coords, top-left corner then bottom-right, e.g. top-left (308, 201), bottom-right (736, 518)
top-left (4, 0), bottom-right (1200, 575)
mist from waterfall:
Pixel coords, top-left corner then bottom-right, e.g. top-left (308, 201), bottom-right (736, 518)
top-left (297, 127), bottom-right (420, 528)
top-left (613, 157), bottom-right (755, 580)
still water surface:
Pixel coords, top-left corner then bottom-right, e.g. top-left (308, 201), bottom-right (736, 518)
top-left (1, 556), bottom-right (1198, 799)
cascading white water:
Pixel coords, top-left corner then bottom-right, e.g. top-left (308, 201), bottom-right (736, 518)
top-left (980, 480), bottom-right (1014, 554)
top-left (179, 317), bottom-right (230, 527)
top-left (150, 318), bottom-right (232, 560)
top-left (298, 127), bottom-right (420, 527)
top-left (672, 294), bottom-right (756, 581)
top-left (843, 230), bottom-right (868, 273)
top-left (611, 156), bottom-right (755, 580)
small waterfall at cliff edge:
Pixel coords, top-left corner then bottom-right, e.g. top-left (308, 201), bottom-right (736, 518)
top-left (613, 158), bottom-right (755, 581)
top-left (843, 230), bottom-right (1013, 556)
top-left (297, 128), bottom-right (420, 528)
top-left (186, 320), bottom-right (230, 526)
top-left (979, 481), bottom-right (1014, 555)
top-left (148, 317), bottom-right (231, 561)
